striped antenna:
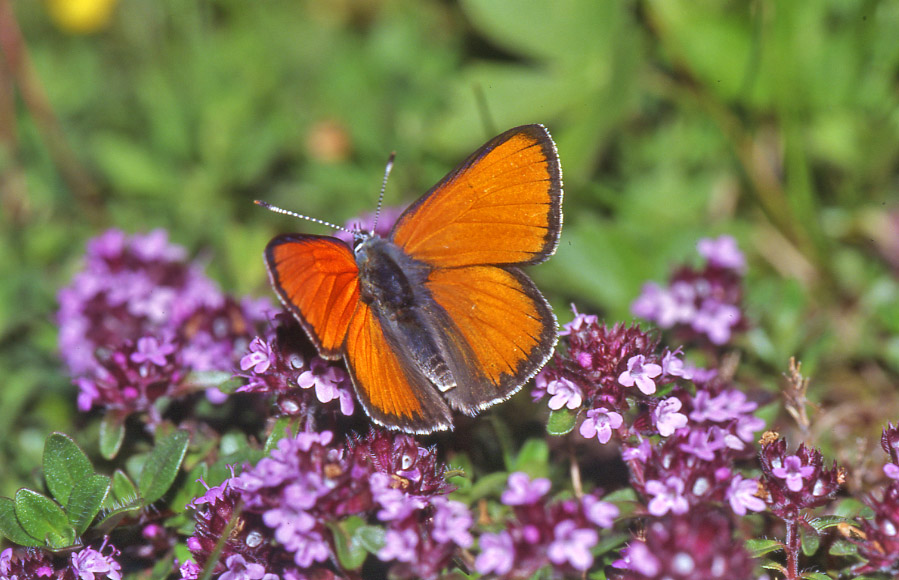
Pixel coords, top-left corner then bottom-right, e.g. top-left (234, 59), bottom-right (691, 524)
top-left (254, 200), bottom-right (353, 234)
top-left (371, 152), bottom-right (396, 234)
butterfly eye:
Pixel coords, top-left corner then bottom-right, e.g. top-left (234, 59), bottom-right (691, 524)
top-left (352, 232), bottom-right (368, 250)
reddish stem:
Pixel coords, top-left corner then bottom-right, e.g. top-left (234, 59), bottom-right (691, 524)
top-left (783, 517), bottom-right (800, 580)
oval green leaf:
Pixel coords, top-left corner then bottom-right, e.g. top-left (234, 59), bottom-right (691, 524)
top-left (93, 500), bottom-right (143, 536)
top-left (14, 489), bottom-right (76, 549)
top-left (111, 470), bottom-right (140, 506)
top-left (66, 474), bottom-right (111, 536)
top-left (546, 408), bottom-right (577, 436)
top-left (263, 416), bottom-right (296, 456)
top-left (353, 524), bottom-right (386, 554)
top-left (800, 572), bottom-right (832, 580)
top-left (0, 496), bottom-right (42, 547)
top-left (139, 430), bottom-right (190, 504)
top-left (745, 538), bottom-right (783, 558)
top-left (43, 433), bottom-right (93, 507)
top-left (329, 516), bottom-right (367, 570)
top-left (799, 523), bottom-right (820, 556)
top-left (99, 412), bottom-right (127, 460)
top-left (511, 438), bottom-right (549, 474)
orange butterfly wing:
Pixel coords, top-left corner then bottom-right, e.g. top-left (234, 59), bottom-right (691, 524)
top-left (264, 235), bottom-right (361, 358)
top-left (426, 265), bottom-right (555, 412)
top-left (389, 124), bottom-right (562, 413)
top-left (265, 234), bottom-right (453, 432)
top-left (344, 301), bottom-right (453, 433)
top-left (390, 124), bottom-right (562, 268)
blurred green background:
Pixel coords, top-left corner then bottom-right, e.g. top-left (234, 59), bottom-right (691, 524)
top-left (2, 0), bottom-right (898, 496)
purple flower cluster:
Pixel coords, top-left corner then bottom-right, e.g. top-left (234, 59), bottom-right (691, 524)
top-left (57, 229), bottom-right (272, 419)
top-left (758, 435), bottom-right (844, 521)
top-left (537, 307), bottom-right (761, 451)
top-left (622, 386), bottom-right (766, 518)
top-left (850, 424), bottom-right (899, 574)
top-left (613, 509), bottom-right (755, 579)
top-left (474, 472), bottom-right (619, 578)
top-left (753, 434), bottom-right (845, 578)
top-left (182, 429), bottom-right (469, 580)
top-left (631, 235), bottom-right (746, 346)
top-left (537, 300), bottom-right (768, 576)
top-left (1, 538), bottom-right (122, 580)
top-left (237, 312), bottom-right (355, 419)
top-left (535, 314), bottom-right (669, 418)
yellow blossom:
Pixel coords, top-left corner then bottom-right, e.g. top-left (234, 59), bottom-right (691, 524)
top-left (47, 0), bottom-right (117, 34)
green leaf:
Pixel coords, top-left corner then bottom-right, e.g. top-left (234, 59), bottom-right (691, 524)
top-left (171, 463), bottom-right (208, 512)
top-left (807, 514), bottom-right (852, 531)
top-left (745, 538), bottom-right (783, 558)
top-left (601, 488), bottom-right (638, 503)
top-left (186, 370), bottom-right (235, 388)
top-left (468, 471), bottom-right (510, 501)
top-left (264, 416), bottom-right (296, 456)
top-left (799, 523), bottom-right (820, 556)
top-left (546, 408), bottom-right (577, 436)
top-left (593, 531), bottom-right (630, 557)
top-left (99, 412), bottom-right (126, 460)
top-left (353, 524), bottom-right (386, 554)
top-left (828, 538), bottom-right (858, 557)
top-left (93, 499), bottom-right (143, 536)
top-left (759, 561), bottom-right (787, 573)
top-left (0, 497), bottom-right (42, 547)
top-left (800, 572), bottom-right (832, 580)
top-left (329, 516), bottom-right (368, 570)
top-left (14, 489), bottom-right (76, 549)
top-left (111, 470), bottom-right (139, 505)
top-left (139, 430), bottom-right (190, 504)
top-left (445, 453), bottom-right (473, 496)
top-left (65, 474), bottom-right (111, 536)
top-left (511, 438), bottom-right (549, 474)
top-left (42, 433), bottom-right (93, 507)
top-left (831, 497), bottom-right (867, 518)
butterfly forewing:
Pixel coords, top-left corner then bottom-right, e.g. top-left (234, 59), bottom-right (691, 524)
top-left (390, 124), bottom-right (562, 268)
top-left (264, 235), bottom-right (361, 357)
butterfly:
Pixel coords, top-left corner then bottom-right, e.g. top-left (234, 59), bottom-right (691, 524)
top-left (262, 124), bottom-right (563, 433)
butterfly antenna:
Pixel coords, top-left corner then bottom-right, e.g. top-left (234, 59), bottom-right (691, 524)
top-left (254, 200), bottom-right (353, 233)
top-left (371, 152), bottom-right (396, 235)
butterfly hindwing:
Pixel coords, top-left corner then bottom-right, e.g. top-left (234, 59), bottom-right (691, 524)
top-left (264, 234), bottom-right (361, 358)
top-left (344, 300), bottom-right (453, 433)
top-left (425, 265), bottom-right (557, 413)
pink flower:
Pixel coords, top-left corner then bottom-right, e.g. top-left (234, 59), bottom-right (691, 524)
top-left (618, 355), bottom-right (662, 395)
top-left (547, 520), bottom-right (598, 571)
top-left (653, 397), bottom-right (688, 437)
top-left (546, 377), bottom-right (583, 410)
top-left (579, 407), bottom-right (623, 443)
top-left (645, 477), bottom-right (689, 516)
top-left (771, 455), bottom-right (815, 492)
top-left (474, 531), bottom-right (514, 575)
top-left (501, 472), bottom-right (551, 506)
top-left (240, 337), bottom-right (275, 374)
top-left (726, 475), bottom-right (766, 516)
